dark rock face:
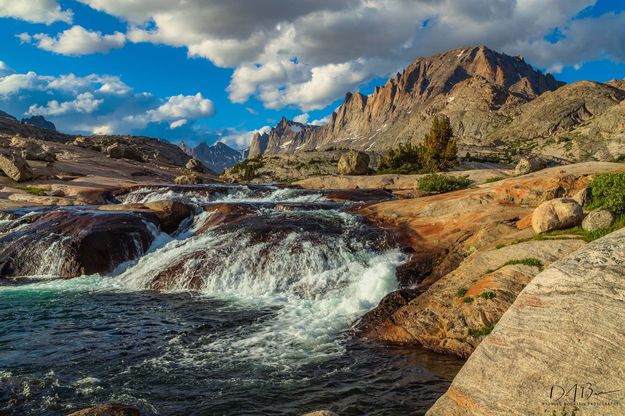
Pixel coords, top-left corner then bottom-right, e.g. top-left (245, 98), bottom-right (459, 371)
top-left (143, 200), bottom-right (193, 233)
top-left (0, 210), bottom-right (158, 279)
top-left (105, 143), bottom-right (145, 162)
top-left (65, 403), bottom-right (140, 416)
top-left (21, 115), bottom-right (56, 131)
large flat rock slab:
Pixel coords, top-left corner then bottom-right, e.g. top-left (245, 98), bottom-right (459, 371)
top-left (427, 228), bottom-right (625, 415)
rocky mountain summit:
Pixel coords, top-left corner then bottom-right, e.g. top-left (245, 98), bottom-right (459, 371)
top-left (180, 141), bottom-right (243, 173)
top-left (250, 46), bottom-right (625, 163)
top-left (21, 115), bottom-right (57, 131)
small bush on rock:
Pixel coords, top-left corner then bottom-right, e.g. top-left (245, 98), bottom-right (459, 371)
top-left (588, 173), bottom-right (625, 213)
top-left (469, 325), bottom-right (494, 337)
top-left (417, 174), bottom-right (471, 193)
top-left (504, 258), bottom-right (544, 269)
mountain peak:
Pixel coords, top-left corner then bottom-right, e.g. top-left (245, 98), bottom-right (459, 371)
top-left (250, 45), bottom-right (566, 157)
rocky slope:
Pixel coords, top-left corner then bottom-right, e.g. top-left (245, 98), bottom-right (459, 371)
top-left (347, 162), bottom-right (625, 357)
top-left (249, 46), bottom-right (625, 163)
top-left (180, 141), bottom-right (243, 173)
top-left (427, 228), bottom-right (625, 415)
top-left (0, 110), bottom-right (218, 208)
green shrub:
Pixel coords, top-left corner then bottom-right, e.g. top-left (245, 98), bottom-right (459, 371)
top-left (588, 173), bottom-right (625, 213)
top-left (484, 176), bottom-right (505, 183)
top-left (417, 174), bottom-right (471, 193)
top-left (377, 115), bottom-right (458, 174)
top-left (462, 296), bottom-right (474, 303)
top-left (537, 214), bottom-right (625, 242)
top-left (229, 156), bottom-right (265, 181)
top-left (17, 186), bottom-right (46, 196)
top-left (503, 258), bottom-right (544, 269)
top-left (478, 290), bottom-right (496, 300)
top-left (377, 142), bottom-right (424, 174)
top-left (469, 325), bottom-right (494, 337)
top-left (456, 288), bottom-right (468, 297)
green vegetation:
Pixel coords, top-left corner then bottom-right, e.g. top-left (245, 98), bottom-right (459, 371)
top-left (587, 172), bottom-right (625, 213)
top-left (495, 243), bottom-right (505, 249)
top-left (468, 325), bottom-right (494, 337)
top-left (503, 258), bottom-right (544, 269)
top-left (417, 174), bottom-right (471, 193)
top-left (229, 156), bottom-right (265, 181)
top-left (456, 288), bottom-right (468, 297)
top-left (462, 296), bottom-right (474, 303)
top-left (484, 176), bottom-right (505, 183)
top-left (377, 115), bottom-right (458, 174)
top-left (16, 185), bottom-right (46, 196)
top-left (536, 214), bottom-right (625, 242)
top-left (478, 290), bottom-right (496, 300)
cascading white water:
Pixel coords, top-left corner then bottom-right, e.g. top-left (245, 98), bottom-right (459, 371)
top-left (113, 206), bottom-right (403, 369)
top-left (121, 184), bottom-right (329, 205)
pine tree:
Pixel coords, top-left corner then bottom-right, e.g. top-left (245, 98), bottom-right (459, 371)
top-left (422, 115), bottom-right (457, 172)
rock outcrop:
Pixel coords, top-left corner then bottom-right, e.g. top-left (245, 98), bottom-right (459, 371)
top-left (247, 131), bottom-right (270, 158)
top-left (531, 198), bottom-right (584, 233)
top-left (427, 228), bottom-right (625, 415)
top-left (337, 150), bottom-right (370, 175)
top-left (105, 143), bottom-right (144, 162)
top-left (514, 156), bottom-right (547, 176)
top-left (582, 209), bottom-right (615, 231)
top-left (359, 239), bottom-right (585, 357)
top-left (0, 152), bottom-right (34, 182)
top-left (175, 174), bottom-right (202, 185)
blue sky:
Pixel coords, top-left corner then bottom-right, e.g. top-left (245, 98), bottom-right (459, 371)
top-left (1, 0), bottom-right (624, 148)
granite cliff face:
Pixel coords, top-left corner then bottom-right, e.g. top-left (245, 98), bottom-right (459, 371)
top-left (251, 46), bottom-right (625, 163)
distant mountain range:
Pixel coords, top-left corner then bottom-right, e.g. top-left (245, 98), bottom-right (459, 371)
top-left (250, 45), bottom-right (625, 163)
top-left (180, 141), bottom-right (243, 173)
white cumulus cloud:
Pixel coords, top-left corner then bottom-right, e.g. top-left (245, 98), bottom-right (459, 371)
top-left (74, 0), bottom-right (613, 111)
top-left (0, 0), bottom-right (72, 24)
top-left (0, 62), bottom-right (217, 137)
top-left (19, 26), bottom-right (126, 56)
top-left (27, 92), bottom-right (103, 116)
top-left (218, 125), bottom-right (271, 149)
top-left (293, 113), bottom-right (309, 124)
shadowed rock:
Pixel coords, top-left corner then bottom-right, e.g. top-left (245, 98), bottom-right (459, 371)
top-left (0, 210), bottom-right (158, 278)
